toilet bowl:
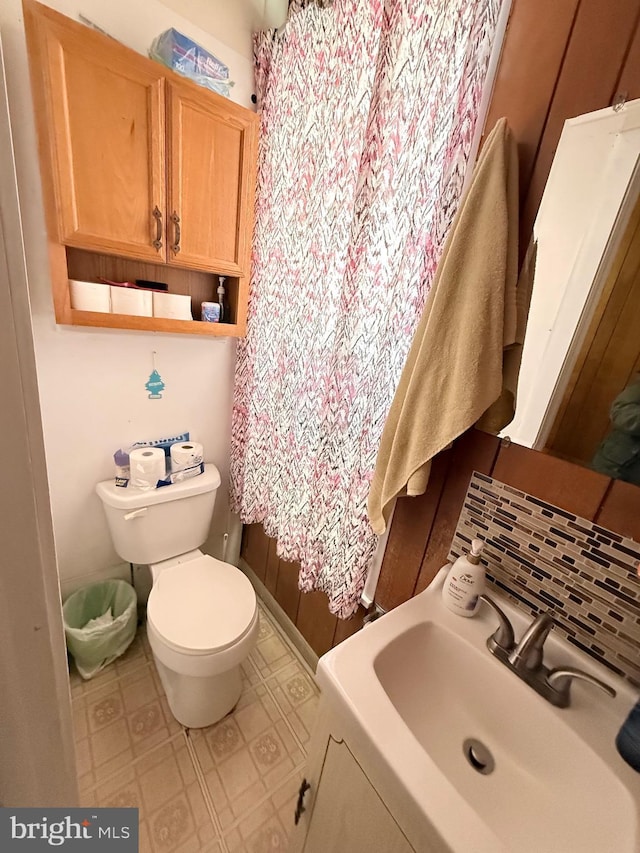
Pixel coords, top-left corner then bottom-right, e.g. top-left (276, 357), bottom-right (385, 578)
top-left (96, 463), bottom-right (258, 728)
top-left (146, 549), bottom-right (258, 727)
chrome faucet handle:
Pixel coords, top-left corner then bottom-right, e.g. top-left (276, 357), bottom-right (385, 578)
top-left (508, 610), bottom-right (555, 671)
top-left (479, 594), bottom-right (515, 652)
top-left (547, 667), bottom-right (616, 708)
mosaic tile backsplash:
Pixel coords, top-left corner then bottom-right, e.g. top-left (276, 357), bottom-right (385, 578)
top-left (449, 473), bottom-right (640, 687)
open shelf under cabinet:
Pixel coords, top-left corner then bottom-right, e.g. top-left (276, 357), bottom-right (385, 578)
top-left (61, 247), bottom-right (244, 337)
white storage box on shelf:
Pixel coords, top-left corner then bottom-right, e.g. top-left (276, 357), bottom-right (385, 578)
top-left (110, 286), bottom-right (153, 317)
top-left (69, 279), bottom-right (111, 313)
top-left (152, 291), bottom-right (193, 320)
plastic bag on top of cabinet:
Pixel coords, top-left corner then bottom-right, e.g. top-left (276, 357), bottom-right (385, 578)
top-left (149, 28), bottom-right (235, 98)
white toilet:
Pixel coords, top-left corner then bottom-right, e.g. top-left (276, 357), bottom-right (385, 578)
top-left (96, 463), bottom-right (259, 728)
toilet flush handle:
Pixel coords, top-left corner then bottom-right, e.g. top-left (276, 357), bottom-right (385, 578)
top-left (123, 507), bottom-right (148, 521)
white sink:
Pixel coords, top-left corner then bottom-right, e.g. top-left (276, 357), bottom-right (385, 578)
top-left (317, 569), bottom-right (640, 853)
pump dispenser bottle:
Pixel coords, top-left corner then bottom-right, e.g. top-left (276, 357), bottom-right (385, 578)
top-left (442, 539), bottom-right (485, 616)
top-left (217, 276), bottom-right (227, 322)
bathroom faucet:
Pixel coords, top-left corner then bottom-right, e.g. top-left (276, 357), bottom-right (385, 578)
top-left (508, 610), bottom-right (555, 671)
top-left (546, 667), bottom-right (616, 707)
top-left (480, 594), bottom-right (556, 671)
top-left (479, 594), bottom-right (515, 653)
top-left (479, 594), bottom-right (616, 708)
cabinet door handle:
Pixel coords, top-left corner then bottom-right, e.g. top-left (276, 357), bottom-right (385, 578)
top-left (152, 206), bottom-right (163, 251)
top-left (294, 778), bottom-right (310, 825)
top-left (171, 211), bottom-right (181, 254)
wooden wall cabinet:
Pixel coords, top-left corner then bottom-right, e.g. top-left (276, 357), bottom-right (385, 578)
top-left (23, 0), bottom-right (258, 337)
top-left (27, 6), bottom-right (167, 262)
top-left (168, 78), bottom-right (255, 275)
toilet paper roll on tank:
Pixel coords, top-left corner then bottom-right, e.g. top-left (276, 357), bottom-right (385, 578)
top-left (129, 446), bottom-right (167, 490)
top-left (170, 441), bottom-right (204, 482)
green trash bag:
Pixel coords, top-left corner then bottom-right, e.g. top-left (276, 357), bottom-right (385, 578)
top-left (63, 580), bottom-right (137, 680)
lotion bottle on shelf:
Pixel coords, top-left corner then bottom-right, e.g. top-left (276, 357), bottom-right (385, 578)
top-left (217, 276), bottom-right (227, 322)
top-left (442, 539), bottom-right (485, 617)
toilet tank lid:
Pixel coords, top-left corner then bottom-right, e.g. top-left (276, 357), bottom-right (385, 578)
top-left (96, 463), bottom-right (221, 509)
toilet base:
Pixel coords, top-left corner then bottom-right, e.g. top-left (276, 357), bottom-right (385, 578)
top-left (153, 655), bottom-right (242, 728)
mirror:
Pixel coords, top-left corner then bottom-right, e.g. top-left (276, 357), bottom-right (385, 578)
top-left (504, 99), bottom-right (640, 485)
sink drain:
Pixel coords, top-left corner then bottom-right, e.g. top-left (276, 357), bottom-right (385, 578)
top-left (463, 738), bottom-right (495, 775)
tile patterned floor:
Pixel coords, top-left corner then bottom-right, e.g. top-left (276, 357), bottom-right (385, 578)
top-left (69, 602), bottom-right (320, 852)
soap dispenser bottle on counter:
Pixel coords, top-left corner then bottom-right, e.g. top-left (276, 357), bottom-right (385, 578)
top-left (442, 539), bottom-right (485, 617)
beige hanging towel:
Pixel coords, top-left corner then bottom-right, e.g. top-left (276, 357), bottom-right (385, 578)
top-left (368, 117), bottom-right (520, 535)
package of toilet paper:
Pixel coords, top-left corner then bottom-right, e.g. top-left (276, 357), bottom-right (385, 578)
top-left (167, 441), bottom-right (205, 484)
top-left (114, 431), bottom-right (190, 487)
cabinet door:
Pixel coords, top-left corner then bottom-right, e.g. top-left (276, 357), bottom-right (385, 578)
top-left (25, 1), bottom-right (166, 262)
top-left (302, 740), bottom-right (415, 853)
top-left (167, 79), bottom-right (258, 274)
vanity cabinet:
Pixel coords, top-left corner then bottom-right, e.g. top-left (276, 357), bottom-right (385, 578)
top-left (291, 704), bottom-right (428, 853)
top-left (23, 0), bottom-right (258, 337)
top-left (298, 737), bottom-right (414, 853)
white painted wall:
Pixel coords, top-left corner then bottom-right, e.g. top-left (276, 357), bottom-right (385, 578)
top-left (0, 0), bottom-right (263, 593)
top-left (157, 0), bottom-right (288, 61)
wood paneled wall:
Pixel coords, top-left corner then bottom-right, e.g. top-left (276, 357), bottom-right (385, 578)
top-left (377, 0), bottom-right (640, 614)
top-left (240, 526), bottom-right (366, 657)
top-left (241, 428), bottom-right (640, 651)
top-left (240, 0), bottom-right (640, 654)
top-left (373, 429), bottom-right (640, 614)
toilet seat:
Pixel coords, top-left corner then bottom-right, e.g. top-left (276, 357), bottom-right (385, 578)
top-left (147, 554), bottom-right (257, 656)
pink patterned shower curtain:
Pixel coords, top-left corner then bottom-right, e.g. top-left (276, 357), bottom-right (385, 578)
top-left (231, 0), bottom-right (500, 618)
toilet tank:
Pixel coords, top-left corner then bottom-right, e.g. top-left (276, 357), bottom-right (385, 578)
top-left (96, 463), bottom-right (221, 565)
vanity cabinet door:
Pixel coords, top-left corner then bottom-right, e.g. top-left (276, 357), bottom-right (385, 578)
top-left (25, 1), bottom-right (167, 262)
top-left (302, 739), bottom-right (415, 853)
top-left (166, 78), bottom-right (258, 275)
